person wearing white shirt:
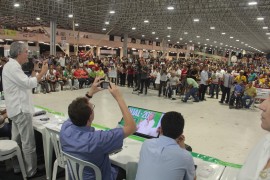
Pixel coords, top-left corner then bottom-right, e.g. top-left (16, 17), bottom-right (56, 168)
top-left (238, 97), bottom-right (270, 180)
top-left (137, 112), bottom-right (155, 135)
top-left (59, 54), bottom-right (65, 69)
top-left (2, 42), bottom-right (48, 178)
top-left (199, 65), bottom-right (209, 101)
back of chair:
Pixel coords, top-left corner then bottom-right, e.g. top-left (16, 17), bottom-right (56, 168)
top-left (47, 128), bottom-right (66, 168)
top-left (62, 152), bottom-right (102, 180)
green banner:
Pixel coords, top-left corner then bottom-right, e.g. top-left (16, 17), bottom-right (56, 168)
top-left (35, 105), bottom-right (243, 168)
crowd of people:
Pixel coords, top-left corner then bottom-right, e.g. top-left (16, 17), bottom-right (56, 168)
top-left (1, 52), bottom-right (264, 110)
top-left (0, 42), bottom-right (270, 180)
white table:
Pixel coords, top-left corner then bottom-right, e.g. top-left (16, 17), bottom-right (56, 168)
top-left (193, 158), bottom-right (225, 180)
top-left (220, 166), bottom-right (240, 180)
top-left (31, 108), bottom-right (229, 180)
top-left (32, 109), bottom-right (65, 180)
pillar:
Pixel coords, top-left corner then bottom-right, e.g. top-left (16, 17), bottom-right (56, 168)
top-left (153, 50), bottom-right (157, 58)
top-left (120, 48), bottom-right (123, 58)
top-left (96, 46), bottom-right (101, 57)
top-left (123, 33), bottom-right (128, 58)
top-left (50, 20), bottom-right (56, 55)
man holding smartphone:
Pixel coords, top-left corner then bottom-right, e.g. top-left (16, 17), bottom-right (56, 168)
top-left (60, 76), bottom-right (136, 180)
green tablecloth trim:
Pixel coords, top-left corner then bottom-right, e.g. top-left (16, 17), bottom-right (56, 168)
top-left (191, 152), bottom-right (242, 168)
top-left (35, 105), bottom-right (242, 168)
top-left (35, 105), bottom-right (65, 117)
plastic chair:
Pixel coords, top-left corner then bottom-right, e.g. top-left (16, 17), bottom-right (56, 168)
top-left (0, 140), bottom-right (27, 180)
top-left (63, 152), bottom-right (102, 180)
top-left (47, 128), bottom-right (67, 180)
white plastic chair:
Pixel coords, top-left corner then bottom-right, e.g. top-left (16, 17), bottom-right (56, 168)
top-left (47, 128), bottom-right (68, 180)
top-left (63, 152), bottom-right (102, 180)
top-left (0, 140), bottom-right (27, 180)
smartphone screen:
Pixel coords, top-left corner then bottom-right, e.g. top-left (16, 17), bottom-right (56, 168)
top-left (101, 82), bottom-right (110, 89)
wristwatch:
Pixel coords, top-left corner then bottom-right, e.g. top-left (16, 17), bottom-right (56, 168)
top-left (85, 93), bottom-right (93, 99)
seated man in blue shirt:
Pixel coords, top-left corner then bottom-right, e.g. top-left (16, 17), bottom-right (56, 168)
top-left (136, 111), bottom-right (196, 180)
top-left (229, 81), bottom-right (245, 109)
top-left (60, 76), bottom-right (136, 180)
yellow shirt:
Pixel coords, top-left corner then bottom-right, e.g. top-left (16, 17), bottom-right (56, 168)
top-left (259, 78), bottom-right (265, 84)
top-left (245, 86), bottom-right (257, 97)
top-left (235, 75), bottom-right (247, 83)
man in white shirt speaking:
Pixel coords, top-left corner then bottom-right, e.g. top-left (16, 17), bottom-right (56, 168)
top-left (3, 42), bottom-right (48, 178)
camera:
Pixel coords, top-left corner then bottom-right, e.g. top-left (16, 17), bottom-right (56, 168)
top-left (100, 78), bottom-right (111, 89)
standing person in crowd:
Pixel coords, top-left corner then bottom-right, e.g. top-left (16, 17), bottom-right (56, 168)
top-left (59, 54), bottom-right (66, 70)
top-left (136, 111), bottom-right (195, 180)
top-left (140, 60), bottom-right (148, 95)
top-left (158, 67), bottom-right (167, 97)
top-left (209, 68), bottom-right (220, 99)
top-left (127, 63), bottom-right (134, 88)
top-left (3, 42), bottom-right (48, 178)
top-left (134, 59), bottom-right (142, 91)
top-left (155, 68), bottom-right (161, 90)
top-left (219, 69), bottom-right (233, 104)
top-left (60, 77), bottom-right (136, 180)
top-left (237, 97), bottom-right (270, 179)
top-left (119, 63), bottom-right (126, 86)
top-left (199, 65), bottom-right (209, 101)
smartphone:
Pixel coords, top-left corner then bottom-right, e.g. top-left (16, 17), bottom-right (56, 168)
top-left (40, 117), bottom-right (50, 121)
top-left (101, 81), bottom-right (111, 89)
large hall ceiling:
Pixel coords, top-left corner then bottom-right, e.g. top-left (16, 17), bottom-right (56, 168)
top-left (0, 0), bottom-right (270, 53)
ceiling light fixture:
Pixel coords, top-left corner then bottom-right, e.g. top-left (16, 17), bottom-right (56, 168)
top-left (144, 20), bottom-right (149, 23)
top-left (68, 14), bottom-right (73, 18)
top-left (14, 3), bottom-right (20, 7)
top-left (179, 38), bottom-right (183, 40)
top-left (156, 37), bottom-right (159, 40)
top-left (167, 35), bottom-right (171, 38)
top-left (102, 28), bottom-right (106, 31)
top-left (168, 39), bottom-right (171, 42)
top-left (206, 39), bottom-right (209, 41)
top-left (74, 23), bottom-right (79, 27)
top-left (263, 27), bottom-right (268, 29)
top-left (210, 27), bottom-right (215, 30)
top-left (230, 37), bottom-right (234, 39)
top-left (184, 32), bottom-right (188, 35)
top-left (257, 17), bottom-right (264, 21)
top-left (109, 10), bottom-right (115, 14)
top-left (132, 27), bottom-right (136, 30)
top-left (248, 1), bottom-right (258, 5)
top-left (177, 41), bottom-right (179, 43)
top-left (196, 36), bottom-right (200, 38)
top-left (142, 35), bottom-right (145, 37)
top-left (221, 32), bottom-right (226, 35)
top-left (167, 6), bottom-right (174, 10)
top-left (193, 19), bottom-right (199, 22)
top-left (152, 32), bottom-right (155, 34)
top-left (36, 17), bottom-right (41, 21)
top-left (236, 40), bottom-right (240, 42)
top-left (167, 27), bottom-right (172, 30)
top-left (105, 21), bottom-right (109, 25)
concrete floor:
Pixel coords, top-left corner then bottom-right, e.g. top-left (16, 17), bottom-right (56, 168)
top-left (33, 86), bottom-right (267, 165)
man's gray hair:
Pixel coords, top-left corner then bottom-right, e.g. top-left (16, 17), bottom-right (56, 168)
top-left (9, 42), bottom-right (28, 59)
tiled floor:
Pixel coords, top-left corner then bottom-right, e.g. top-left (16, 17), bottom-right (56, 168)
top-left (33, 86), bottom-right (266, 165)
